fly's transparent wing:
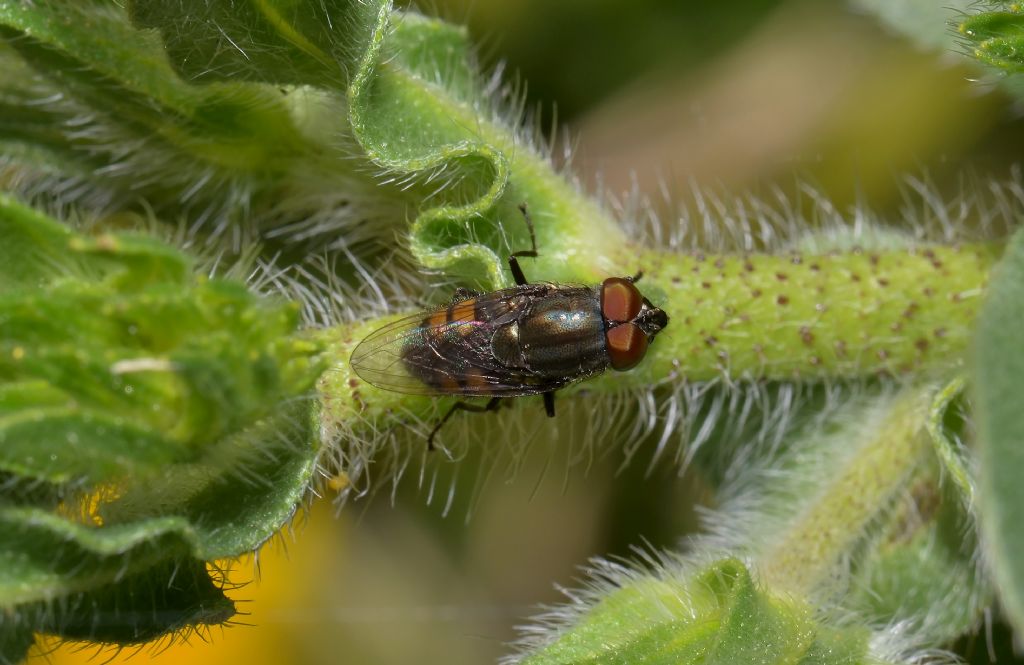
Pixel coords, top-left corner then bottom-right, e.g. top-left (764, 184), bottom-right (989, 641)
top-left (348, 310), bottom-right (448, 395)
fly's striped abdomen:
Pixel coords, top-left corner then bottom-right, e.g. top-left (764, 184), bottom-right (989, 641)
top-left (408, 297), bottom-right (489, 393)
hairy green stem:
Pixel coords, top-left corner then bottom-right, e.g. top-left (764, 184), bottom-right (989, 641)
top-left (623, 242), bottom-right (999, 384)
top-left (319, 240), bottom-right (999, 448)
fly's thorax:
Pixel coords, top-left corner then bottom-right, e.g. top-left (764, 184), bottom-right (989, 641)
top-left (492, 288), bottom-right (607, 378)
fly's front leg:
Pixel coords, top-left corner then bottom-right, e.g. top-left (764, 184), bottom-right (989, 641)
top-left (428, 397), bottom-right (502, 451)
top-left (509, 203), bottom-right (540, 286)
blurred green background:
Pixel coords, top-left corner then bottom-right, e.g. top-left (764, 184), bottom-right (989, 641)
top-left (33, 0), bottom-right (1024, 663)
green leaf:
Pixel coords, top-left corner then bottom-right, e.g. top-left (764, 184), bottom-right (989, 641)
top-left (522, 559), bottom-right (868, 665)
top-left (0, 408), bottom-right (182, 484)
top-left (974, 228), bottom-right (1024, 636)
top-left (925, 376), bottom-right (974, 503)
top-left (0, 194), bottom-right (76, 291)
top-left (845, 467), bottom-right (989, 645)
top-left (0, 1), bottom-right (310, 227)
top-left (30, 558), bottom-right (233, 644)
top-left (0, 511), bottom-right (234, 646)
top-left (0, 196), bottom-right (323, 648)
top-left (959, 10), bottom-right (1024, 71)
top-left (127, 0), bottom-right (349, 86)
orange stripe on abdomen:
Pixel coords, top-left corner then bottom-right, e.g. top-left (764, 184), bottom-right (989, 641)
top-left (448, 298), bottom-right (477, 323)
top-left (427, 310), bottom-right (447, 329)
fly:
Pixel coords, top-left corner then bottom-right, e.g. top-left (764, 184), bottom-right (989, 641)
top-left (350, 206), bottom-right (670, 448)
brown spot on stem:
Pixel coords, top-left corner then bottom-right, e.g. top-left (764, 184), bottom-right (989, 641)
top-left (799, 326), bottom-right (814, 345)
top-left (777, 295), bottom-right (790, 306)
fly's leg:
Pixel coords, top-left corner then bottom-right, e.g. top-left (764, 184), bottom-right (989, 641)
top-left (428, 397), bottom-right (502, 451)
top-left (628, 271), bottom-right (644, 283)
top-left (508, 203), bottom-right (540, 286)
top-left (543, 391), bottom-right (556, 418)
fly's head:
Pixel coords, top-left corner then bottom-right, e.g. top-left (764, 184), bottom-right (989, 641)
top-left (599, 276), bottom-right (670, 371)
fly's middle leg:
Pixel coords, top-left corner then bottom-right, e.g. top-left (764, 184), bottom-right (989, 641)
top-left (508, 203), bottom-right (539, 286)
top-left (542, 391), bottom-right (556, 418)
top-left (428, 397), bottom-right (502, 450)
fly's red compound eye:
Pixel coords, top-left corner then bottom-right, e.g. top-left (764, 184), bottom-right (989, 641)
top-left (606, 322), bottom-right (648, 371)
top-left (601, 277), bottom-right (643, 322)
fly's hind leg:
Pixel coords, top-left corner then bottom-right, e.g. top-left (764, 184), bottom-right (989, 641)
top-left (508, 203), bottom-right (540, 286)
top-left (428, 397), bottom-right (502, 451)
